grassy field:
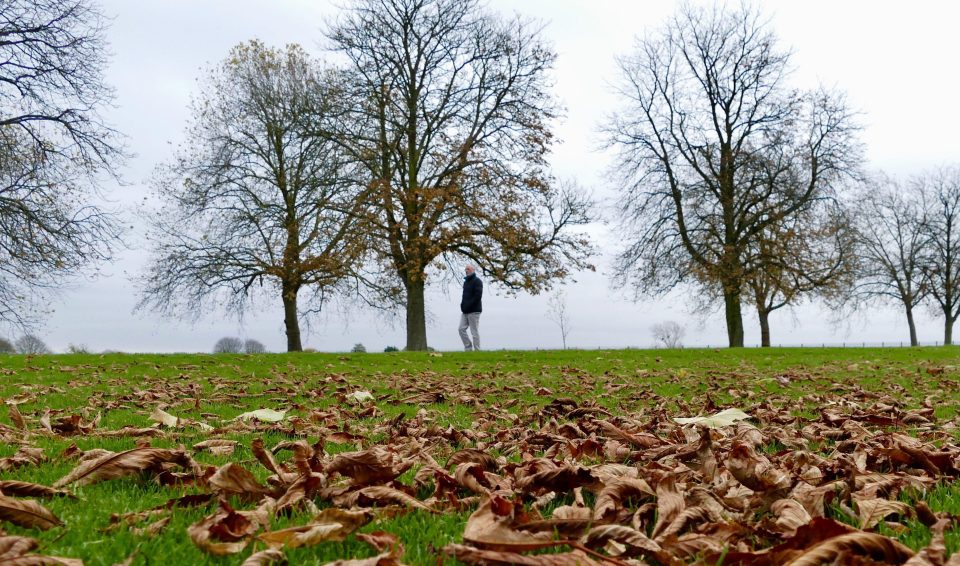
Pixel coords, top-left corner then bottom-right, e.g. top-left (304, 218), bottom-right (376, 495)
top-left (1, 347), bottom-right (960, 565)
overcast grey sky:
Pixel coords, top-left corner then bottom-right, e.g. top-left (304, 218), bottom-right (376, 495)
top-left (25, 0), bottom-right (960, 353)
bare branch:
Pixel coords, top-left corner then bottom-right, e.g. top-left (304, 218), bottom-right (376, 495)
top-left (0, 0), bottom-right (125, 327)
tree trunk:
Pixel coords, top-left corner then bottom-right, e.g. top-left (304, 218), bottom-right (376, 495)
top-left (946, 317), bottom-right (954, 346)
top-left (905, 304), bottom-right (918, 347)
top-left (282, 282), bottom-right (302, 352)
top-left (723, 287), bottom-right (745, 347)
top-left (405, 278), bottom-right (428, 351)
top-left (758, 309), bottom-right (771, 348)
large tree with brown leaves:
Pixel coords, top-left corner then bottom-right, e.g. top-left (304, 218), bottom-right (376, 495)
top-left (139, 42), bottom-right (367, 352)
top-left (325, 0), bottom-right (594, 350)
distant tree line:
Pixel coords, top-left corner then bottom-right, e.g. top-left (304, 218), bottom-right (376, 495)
top-left (213, 337), bottom-right (266, 354)
top-left (0, 335), bottom-right (50, 354)
top-left (0, 0), bottom-right (956, 351)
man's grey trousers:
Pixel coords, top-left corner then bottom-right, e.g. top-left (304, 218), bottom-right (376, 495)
top-left (459, 312), bottom-right (481, 351)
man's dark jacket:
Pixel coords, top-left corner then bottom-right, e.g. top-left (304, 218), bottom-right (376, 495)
top-left (461, 273), bottom-right (483, 313)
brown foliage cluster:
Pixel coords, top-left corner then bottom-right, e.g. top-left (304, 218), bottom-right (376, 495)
top-left (3, 362), bottom-right (960, 564)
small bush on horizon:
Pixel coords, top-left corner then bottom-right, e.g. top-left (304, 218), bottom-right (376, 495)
top-left (651, 321), bottom-right (685, 349)
top-left (0, 337), bottom-right (14, 353)
top-left (16, 334), bottom-right (50, 355)
top-left (213, 336), bottom-right (243, 354)
top-left (351, 343), bottom-right (367, 353)
top-left (244, 339), bottom-right (266, 354)
top-left (66, 344), bottom-right (90, 354)
top-left (384, 345), bottom-right (399, 352)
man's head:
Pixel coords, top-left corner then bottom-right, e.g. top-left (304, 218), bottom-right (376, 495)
top-left (465, 264), bottom-right (475, 276)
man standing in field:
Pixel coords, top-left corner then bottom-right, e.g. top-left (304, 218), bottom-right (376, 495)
top-left (459, 264), bottom-right (483, 351)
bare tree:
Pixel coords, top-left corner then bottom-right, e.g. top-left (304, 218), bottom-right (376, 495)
top-left (326, 0), bottom-right (594, 350)
top-left (918, 166), bottom-right (960, 345)
top-left (15, 334), bottom-right (50, 354)
top-left (546, 289), bottom-right (571, 349)
top-left (0, 0), bottom-right (125, 326)
top-left (243, 339), bottom-right (266, 354)
top-left (139, 41), bottom-right (367, 352)
top-left (604, 3), bottom-right (861, 347)
top-left (744, 203), bottom-right (858, 347)
top-left (650, 321), bottom-right (685, 349)
top-left (213, 337), bottom-right (243, 354)
top-left (853, 178), bottom-right (930, 346)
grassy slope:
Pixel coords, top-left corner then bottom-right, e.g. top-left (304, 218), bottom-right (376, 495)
top-left (0, 346), bottom-right (959, 565)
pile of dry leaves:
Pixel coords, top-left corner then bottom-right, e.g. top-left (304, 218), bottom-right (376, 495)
top-left (1, 362), bottom-right (960, 565)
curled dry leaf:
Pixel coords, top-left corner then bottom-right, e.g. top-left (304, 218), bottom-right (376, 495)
top-left (454, 462), bottom-right (494, 495)
top-left (593, 419), bottom-right (660, 449)
top-left (187, 500), bottom-right (265, 556)
top-left (275, 473), bottom-right (325, 515)
top-left (855, 497), bottom-right (913, 530)
top-left (444, 543), bottom-right (604, 565)
top-left (784, 531), bottom-right (915, 566)
top-left (6, 403), bottom-right (25, 430)
top-left (771, 499), bottom-right (812, 537)
top-left (0, 481), bottom-right (74, 499)
top-left (0, 446), bottom-right (45, 472)
top-left (0, 535), bottom-right (38, 559)
top-left (252, 438), bottom-right (294, 485)
top-left (904, 518), bottom-right (950, 566)
top-left (0, 494), bottom-right (63, 530)
top-left (356, 531), bottom-right (399, 553)
top-left (241, 549), bottom-right (286, 566)
top-left (593, 477), bottom-right (655, 522)
top-left (149, 407), bottom-right (179, 427)
top-left (462, 493), bottom-right (553, 551)
top-left (321, 550), bottom-right (404, 566)
top-left (53, 447), bottom-right (191, 488)
top-left (650, 474), bottom-right (685, 540)
top-left (515, 465), bottom-right (597, 494)
top-left (131, 516), bottom-right (170, 537)
top-left (448, 449), bottom-right (497, 471)
top-left (674, 407), bottom-right (752, 429)
top-left (96, 427), bottom-right (164, 438)
top-left (209, 463), bottom-right (270, 501)
top-left (726, 442), bottom-right (793, 492)
top-left (915, 501), bottom-right (940, 528)
top-left (192, 439), bottom-right (237, 457)
top-left (655, 506), bottom-right (720, 542)
top-left (233, 409), bottom-right (286, 423)
top-left (346, 391), bottom-right (374, 404)
top-left (334, 486), bottom-right (436, 513)
top-left (107, 508), bottom-right (165, 530)
top-left (579, 524), bottom-right (662, 556)
top-left (326, 447), bottom-right (413, 486)
top-left (8, 555), bottom-right (84, 565)
top-left (550, 505), bottom-right (592, 521)
top-left (258, 508), bottom-right (372, 549)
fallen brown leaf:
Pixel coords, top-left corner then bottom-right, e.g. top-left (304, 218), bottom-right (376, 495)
top-left (241, 548), bottom-right (286, 566)
top-left (54, 447), bottom-right (191, 487)
top-left (0, 494), bottom-right (63, 530)
top-left (258, 508), bottom-right (372, 549)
